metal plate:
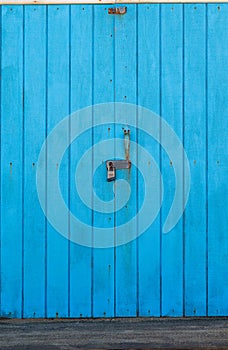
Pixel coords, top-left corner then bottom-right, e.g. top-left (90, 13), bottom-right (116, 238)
top-left (106, 160), bottom-right (131, 170)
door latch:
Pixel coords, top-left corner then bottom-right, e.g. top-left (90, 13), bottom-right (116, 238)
top-left (108, 7), bottom-right (127, 15)
top-left (106, 160), bottom-right (131, 182)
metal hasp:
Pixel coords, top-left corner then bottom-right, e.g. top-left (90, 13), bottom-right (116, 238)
top-left (106, 160), bottom-right (131, 182)
top-left (108, 7), bottom-right (127, 15)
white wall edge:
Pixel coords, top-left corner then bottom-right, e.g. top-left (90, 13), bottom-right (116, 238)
top-left (0, 0), bottom-right (227, 4)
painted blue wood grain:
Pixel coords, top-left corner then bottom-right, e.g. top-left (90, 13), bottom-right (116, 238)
top-left (137, 4), bottom-right (161, 317)
top-left (1, 5), bottom-right (23, 318)
top-left (161, 4), bottom-right (184, 316)
top-left (0, 4), bottom-right (227, 318)
top-left (46, 5), bottom-right (69, 317)
top-left (184, 4), bottom-right (207, 316)
top-left (207, 4), bottom-right (228, 316)
top-left (93, 6), bottom-right (115, 317)
top-left (69, 5), bottom-right (93, 318)
top-left (23, 5), bottom-right (46, 317)
top-left (115, 4), bottom-right (138, 317)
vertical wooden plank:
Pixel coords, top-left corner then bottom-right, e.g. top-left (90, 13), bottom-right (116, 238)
top-left (207, 4), bottom-right (228, 316)
top-left (0, 5), bottom-right (1, 317)
top-left (47, 5), bottom-right (69, 317)
top-left (93, 5), bottom-right (115, 317)
top-left (23, 5), bottom-right (46, 318)
top-left (69, 4), bottom-right (93, 318)
top-left (161, 4), bottom-right (184, 316)
top-left (137, 4), bottom-right (161, 316)
top-left (184, 4), bottom-right (207, 316)
top-left (115, 4), bottom-right (137, 317)
top-left (1, 5), bottom-right (23, 318)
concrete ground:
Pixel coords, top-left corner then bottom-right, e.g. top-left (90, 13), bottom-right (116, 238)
top-left (0, 317), bottom-right (227, 349)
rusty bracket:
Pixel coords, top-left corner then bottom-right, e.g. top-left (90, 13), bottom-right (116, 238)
top-left (108, 7), bottom-right (127, 15)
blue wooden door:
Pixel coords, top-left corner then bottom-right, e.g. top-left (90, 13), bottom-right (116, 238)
top-left (0, 4), bottom-right (227, 318)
